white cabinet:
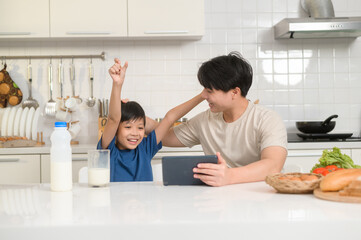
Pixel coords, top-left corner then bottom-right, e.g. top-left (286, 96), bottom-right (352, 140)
top-left (41, 154), bottom-right (88, 183)
top-left (351, 149), bottom-right (361, 166)
top-left (128, 0), bottom-right (204, 39)
top-left (50, 0), bottom-right (127, 38)
top-left (0, 0), bottom-right (204, 39)
top-left (0, 155), bottom-right (41, 183)
top-left (284, 148), bottom-right (352, 173)
top-left (0, 0), bottom-right (49, 38)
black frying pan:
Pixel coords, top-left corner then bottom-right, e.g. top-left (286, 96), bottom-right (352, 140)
top-left (296, 115), bottom-right (338, 134)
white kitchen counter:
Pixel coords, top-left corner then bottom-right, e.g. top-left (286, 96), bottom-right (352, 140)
top-left (0, 144), bottom-right (204, 155)
top-left (0, 182), bottom-right (360, 240)
top-left (288, 141), bottom-right (361, 150)
top-left (0, 141), bottom-right (361, 155)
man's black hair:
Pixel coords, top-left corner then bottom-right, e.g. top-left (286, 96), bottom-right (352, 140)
top-left (197, 51), bottom-right (253, 97)
top-left (121, 101), bottom-right (146, 126)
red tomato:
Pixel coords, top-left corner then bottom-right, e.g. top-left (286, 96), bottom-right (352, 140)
top-left (321, 169), bottom-right (330, 176)
top-left (312, 167), bottom-right (330, 176)
top-left (313, 167), bottom-right (326, 174)
top-left (325, 165), bottom-right (338, 171)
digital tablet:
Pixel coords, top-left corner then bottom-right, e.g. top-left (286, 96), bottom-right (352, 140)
top-left (162, 155), bottom-right (218, 186)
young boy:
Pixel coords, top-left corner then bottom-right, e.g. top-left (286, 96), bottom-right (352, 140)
top-left (97, 58), bottom-right (203, 181)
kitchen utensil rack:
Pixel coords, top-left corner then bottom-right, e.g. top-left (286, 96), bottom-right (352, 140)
top-left (1, 51), bottom-right (105, 61)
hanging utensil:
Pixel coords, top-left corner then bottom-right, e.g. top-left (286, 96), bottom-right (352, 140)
top-left (69, 59), bottom-right (82, 103)
top-left (44, 59), bottom-right (56, 117)
top-left (98, 99), bottom-right (103, 117)
top-left (86, 58), bottom-right (96, 107)
top-left (102, 98), bottom-right (106, 118)
top-left (105, 99), bottom-right (108, 117)
top-left (58, 59), bottom-right (64, 99)
top-left (22, 59), bottom-right (39, 109)
top-left (56, 59), bottom-right (64, 111)
top-left (69, 60), bottom-right (76, 97)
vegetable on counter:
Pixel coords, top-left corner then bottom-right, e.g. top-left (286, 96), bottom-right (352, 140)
top-left (310, 147), bottom-right (361, 175)
top-left (312, 165), bottom-right (343, 176)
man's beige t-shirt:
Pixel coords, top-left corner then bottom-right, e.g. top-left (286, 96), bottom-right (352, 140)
top-left (174, 101), bottom-right (288, 167)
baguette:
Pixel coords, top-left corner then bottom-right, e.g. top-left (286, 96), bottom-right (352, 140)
top-left (339, 179), bottom-right (361, 197)
top-left (320, 169), bottom-right (361, 192)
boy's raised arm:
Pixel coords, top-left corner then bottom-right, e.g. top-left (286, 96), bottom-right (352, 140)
top-left (154, 93), bottom-right (204, 144)
top-left (101, 58), bottom-right (128, 149)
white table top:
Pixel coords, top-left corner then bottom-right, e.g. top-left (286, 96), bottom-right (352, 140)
top-left (1, 181), bottom-right (360, 240)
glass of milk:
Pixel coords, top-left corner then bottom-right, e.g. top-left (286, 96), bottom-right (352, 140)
top-left (87, 150), bottom-right (110, 187)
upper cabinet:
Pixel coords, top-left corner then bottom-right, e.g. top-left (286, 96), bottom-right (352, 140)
top-left (0, 0), bottom-right (49, 38)
top-left (128, 0), bottom-right (204, 39)
top-left (0, 0), bottom-right (204, 40)
top-left (50, 0), bottom-right (127, 38)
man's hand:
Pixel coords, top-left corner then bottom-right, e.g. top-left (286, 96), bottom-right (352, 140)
top-left (108, 58), bottom-right (128, 84)
top-left (193, 152), bottom-right (232, 187)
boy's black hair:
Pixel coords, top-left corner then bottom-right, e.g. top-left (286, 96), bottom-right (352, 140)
top-left (197, 51), bottom-right (253, 97)
top-left (121, 101), bottom-right (146, 126)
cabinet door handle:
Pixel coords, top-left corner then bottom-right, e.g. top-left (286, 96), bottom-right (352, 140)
top-left (0, 158), bottom-right (20, 162)
top-left (72, 157), bottom-right (87, 161)
top-left (0, 32), bottom-right (31, 36)
top-left (66, 31), bottom-right (111, 35)
top-left (144, 30), bottom-right (189, 34)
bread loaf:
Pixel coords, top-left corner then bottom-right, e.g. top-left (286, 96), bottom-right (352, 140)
top-left (320, 169), bottom-right (361, 192)
top-left (339, 179), bottom-right (361, 197)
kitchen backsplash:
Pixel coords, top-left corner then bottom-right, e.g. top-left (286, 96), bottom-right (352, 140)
top-left (0, 0), bottom-right (361, 144)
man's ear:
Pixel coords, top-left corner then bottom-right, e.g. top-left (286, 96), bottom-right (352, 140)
top-left (232, 87), bottom-right (241, 98)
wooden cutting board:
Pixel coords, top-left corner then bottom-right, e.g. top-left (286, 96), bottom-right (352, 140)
top-left (313, 188), bottom-right (361, 203)
top-left (0, 139), bottom-right (37, 148)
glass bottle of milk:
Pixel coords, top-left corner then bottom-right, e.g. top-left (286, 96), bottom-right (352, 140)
top-left (50, 122), bottom-right (72, 191)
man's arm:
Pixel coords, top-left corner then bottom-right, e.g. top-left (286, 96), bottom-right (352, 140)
top-left (193, 146), bottom-right (287, 186)
top-left (154, 94), bottom-right (203, 144)
top-left (145, 117), bottom-right (158, 135)
top-left (144, 117), bottom-right (187, 147)
top-left (161, 128), bottom-right (186, 147)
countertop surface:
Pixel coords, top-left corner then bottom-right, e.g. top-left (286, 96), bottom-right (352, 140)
top-left (0, 182), bottom-right (360, 240)
top-left (1, 141), bottom-right (361, 155)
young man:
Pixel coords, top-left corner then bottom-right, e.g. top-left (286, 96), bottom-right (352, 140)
top-left (161, 52), bottom-right (288, 186)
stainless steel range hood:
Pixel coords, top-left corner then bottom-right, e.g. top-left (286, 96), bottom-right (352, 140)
top-left (274, 17), bottom-right (361, 39)
top-left (274, 0), bottom-right (361, 39)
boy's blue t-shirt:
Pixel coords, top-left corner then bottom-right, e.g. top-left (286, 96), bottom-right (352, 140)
top-left (97, 130), bottom-right (162, 182)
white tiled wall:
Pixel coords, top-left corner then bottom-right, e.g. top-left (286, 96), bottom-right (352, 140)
top-left (0, 0), bottom-right (361, 144)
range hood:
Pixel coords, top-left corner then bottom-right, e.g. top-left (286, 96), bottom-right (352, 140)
top-left (274, 17), bottom-right (361, 39)
top-left (274, 0), bottom-right (361, 39)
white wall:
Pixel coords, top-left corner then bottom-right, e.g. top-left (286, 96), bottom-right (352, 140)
top-left (0, 0), bottom-right (361, 144)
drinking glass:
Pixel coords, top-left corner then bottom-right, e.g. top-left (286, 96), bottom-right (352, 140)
top-left (87, 149), bottom-right (110, 187)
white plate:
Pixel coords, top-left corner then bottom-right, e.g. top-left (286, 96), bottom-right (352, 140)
top-left (19, 107), bottom-right (29, 137)
top-left (13, 107), bottom-right (23, 136)
top-left (25, 107), bottom-right (35, 140)
top-left (7, 107), bottom-right (18, 136)
top-left (31, 108), bottom-right (40, 141)
top-left (1, 108), bottom-right (11, 136)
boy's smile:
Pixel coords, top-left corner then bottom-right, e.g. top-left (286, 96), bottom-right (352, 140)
top-left (116, 119), bottom-right (145, 150)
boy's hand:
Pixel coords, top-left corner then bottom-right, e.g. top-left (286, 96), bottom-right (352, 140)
top-left (109, 58), bottom-right (128, 85)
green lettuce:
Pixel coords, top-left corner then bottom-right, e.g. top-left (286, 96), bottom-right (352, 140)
top-left (310, 147), bottom-right (361, 172)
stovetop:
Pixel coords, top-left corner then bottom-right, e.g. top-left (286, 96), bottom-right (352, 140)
top-left (288, 133), bottom-right (361, 143)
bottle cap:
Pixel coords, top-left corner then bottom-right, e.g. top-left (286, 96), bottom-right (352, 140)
top-left (55, 121), bottom-right (67, 127)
